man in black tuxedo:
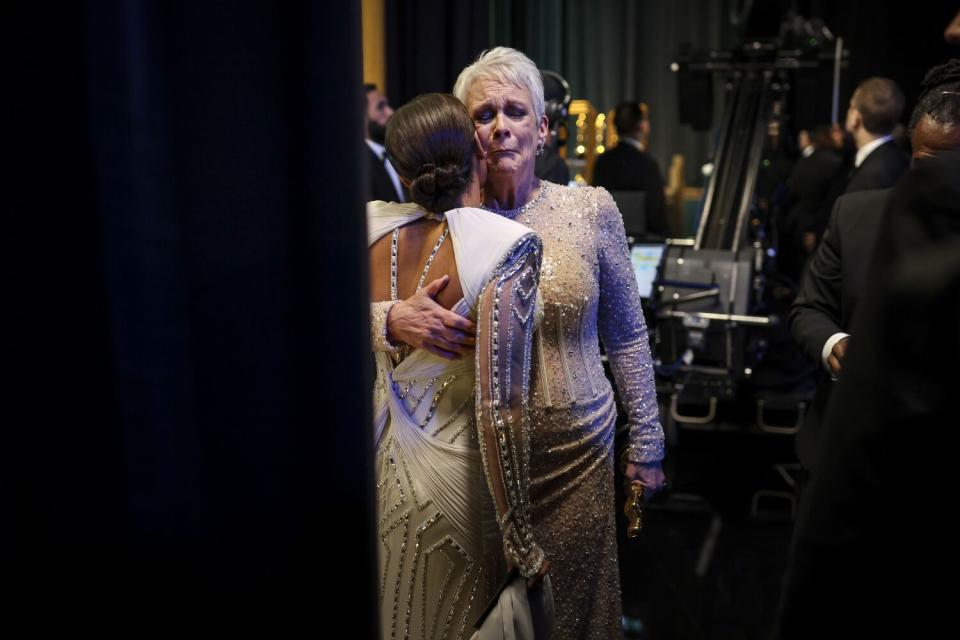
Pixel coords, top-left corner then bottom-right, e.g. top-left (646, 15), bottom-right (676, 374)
top-left (364, 83), bottom-right (407, 203)
top-left (788, 187), bottom-right (890, 470)
top-left (778, 126), bottom-right (845, 283)
top-left (592, 101), bottom-right (667, 236)
top-left (789, 61), bottom-right (960, 473)
top-left (777, 121), bottom-right (960, 640)
top-left (842, 77), bottom-right (909, 194)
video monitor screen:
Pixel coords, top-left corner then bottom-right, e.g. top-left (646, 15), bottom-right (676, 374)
top-left (630, 244), bottom-right (666, 299)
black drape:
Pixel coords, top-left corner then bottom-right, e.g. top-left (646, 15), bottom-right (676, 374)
top-left (386, 0), bottom-right (956, 186)
top-left (385, 0), bottom-right (490, 105)
top-left (488, 0), bottom-right (733, 186)
top-left (800, 0), bottom-right (957, 118)
top-left (4, 1), bottom-right (375, 628)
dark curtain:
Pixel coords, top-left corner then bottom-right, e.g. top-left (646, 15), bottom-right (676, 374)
top-left (385, 0), bottom-right (956, 187)
top-left (386, 0), bottom-right (733, 185)
top-left (488, 0), bottom-right (733, 185)
top-left (385, 0), bottom-right (490, 106)
top-left (799, 0), bottom-right (958, 117)
top-left (4, 1), bottom-right (375, 628)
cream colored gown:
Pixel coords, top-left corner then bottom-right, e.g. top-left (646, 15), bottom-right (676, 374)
top-left (369, 202), bottom-right (546, 640)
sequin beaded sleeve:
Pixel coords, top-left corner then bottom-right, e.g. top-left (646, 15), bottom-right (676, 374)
top-left (474, 233), bottom-right (546, 578)
top-left (370, 301), bottom-right (400, 353)
top-left (595, 189), bottom-right (665, 465)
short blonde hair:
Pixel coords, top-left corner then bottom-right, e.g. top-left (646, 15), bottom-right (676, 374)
top-left (453, 47), bottom-right (545, 121)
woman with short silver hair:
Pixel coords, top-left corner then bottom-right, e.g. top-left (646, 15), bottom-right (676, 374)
top-left (377, 48), bottom-right (666, 638)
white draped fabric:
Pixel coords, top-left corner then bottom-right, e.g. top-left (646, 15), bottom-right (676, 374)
top-left (370, 201), bottom-right (549, 640)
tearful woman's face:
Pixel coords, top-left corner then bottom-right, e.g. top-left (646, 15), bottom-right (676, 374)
top-left (465, 79), bottom-right (547, 179)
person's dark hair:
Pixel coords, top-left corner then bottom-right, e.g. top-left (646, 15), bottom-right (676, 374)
top-left (364, 83), bottom-right (377, 95)
top-left (908, 59), bottom-right (960, 133)
top-left (613, 101), bottom-right (644, 139)
top-left (385, 93), bottom-right (474, 213)
top-left (853, 77), bottom-right (904, 135)
top-left (810, 124), bottom-right (833, 149)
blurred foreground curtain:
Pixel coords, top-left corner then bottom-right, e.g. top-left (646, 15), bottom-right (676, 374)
top-left (4, 1), bottom-right (375, 631)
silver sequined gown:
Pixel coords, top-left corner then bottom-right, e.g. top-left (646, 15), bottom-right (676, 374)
top-left (509, 182), bottom-right (665, 639)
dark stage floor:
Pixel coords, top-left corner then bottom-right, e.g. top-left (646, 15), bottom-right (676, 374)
top-left (616, 426), bottom-right (799, 639)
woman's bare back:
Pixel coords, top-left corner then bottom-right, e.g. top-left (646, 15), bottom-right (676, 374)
top-left (369, 218), bottom-right (463, 309)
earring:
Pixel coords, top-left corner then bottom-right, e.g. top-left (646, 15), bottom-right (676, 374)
top-left (536, 140), bottom-right (545, 157)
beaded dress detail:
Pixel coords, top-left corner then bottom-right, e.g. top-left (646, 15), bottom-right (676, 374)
top-left (506, 181), bottom-right (665, 639)
top-left (369, 201), bottom-right (545, 640)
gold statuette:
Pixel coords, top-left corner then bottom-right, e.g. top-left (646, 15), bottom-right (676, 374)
top-left (620, 447), bottom-right (646, 538)
top-left (624, 481), bottom-right (646, 538)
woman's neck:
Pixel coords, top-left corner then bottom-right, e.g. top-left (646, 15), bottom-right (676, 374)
top-left (457, 170), bottom-right (483, 208)
top-left (484, 169), bottom-right (540, 211)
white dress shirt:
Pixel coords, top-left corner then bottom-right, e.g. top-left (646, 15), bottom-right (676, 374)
top-left (821, 332), bottom-right (850, 379)
top-left (854, 135), bottom-right (893, 168)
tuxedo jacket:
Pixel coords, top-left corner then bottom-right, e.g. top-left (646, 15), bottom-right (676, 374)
top-left (776, 149), bottom-right (960, 639)
top-left (844, 139), bottom-right (908, 194)
top-left (789, 187), bottom-right (891, 469)
top-left (366, 145), bottom-right (405, 203)
top-left (786, 148), bottom-right (844, 233)
top-left (779, 148), bottom-right (846, 281)
top-left (591, 142), bottom-right (667, 235)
